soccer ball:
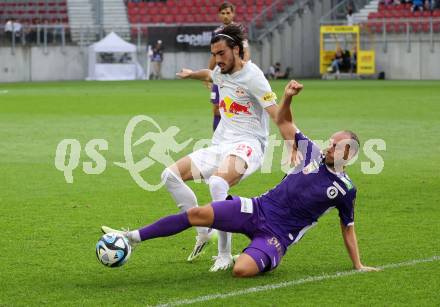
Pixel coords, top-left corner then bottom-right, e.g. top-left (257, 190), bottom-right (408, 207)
top-left (96, 233), bottom-right (132, 268)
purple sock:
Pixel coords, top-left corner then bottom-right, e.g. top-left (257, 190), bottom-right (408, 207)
top-left (138, 212), bottom-right (191, 241)
top-left (213, 115), bottom-right (221, 131)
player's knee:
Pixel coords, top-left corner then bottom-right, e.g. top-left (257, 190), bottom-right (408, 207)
top-left (232, 264), bottom-right (257, 278)
top-left (161, 168), bottom-right (181, 187)
top-left (187, 207), bottom-right (205, 222)
top-left (187, 206), bottom-right (213, 226)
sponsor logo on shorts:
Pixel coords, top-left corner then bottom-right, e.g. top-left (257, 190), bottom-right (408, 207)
top-left (267, 237), bottom-right (283, 258)
top-left (235, 144), bottom-right (253, 157)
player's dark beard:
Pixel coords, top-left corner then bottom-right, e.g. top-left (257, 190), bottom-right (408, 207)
top-left (220, 56), bottom-right (235, 74)
top-left (324, 155), bottom-right (334, 167)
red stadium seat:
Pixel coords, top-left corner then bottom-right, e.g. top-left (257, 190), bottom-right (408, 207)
top-left (159, 7), bottom-right (167, 15)
top-left (129, 15), bottom-right (140, 23)
top-left (411, 21), bottom-right (422, 32)
top-left (200, 14), bottom-right (211, 22)
top-left (151, 15), bottom-right (161, 23)
top-left (175, 15), bottom-right (185, 23)
top-left (236, 6), bottom-right (244, 14)
top-left (395, 11), bottom-right (404, 18)
top-left (385, 23), bottom-right (394, 32)
top-left (149, 7), bottom-right (159, 15)
top-left (276, 2), bottom-right (284, 13)
top-left (266, 10), bottom-right (273, 21)
top-left (194, 14), bottom-right (204, 23)
top-left (180, 6), bottom-right (189, 14)
top-left (402, 11), bottom-right (412, 18)
top-left (170, 7), bottom-right (178, 15)
top-left (266, 0), bottom-right (274, 6)
top-left (383, 11), bottom-right (393, 18)
top-left (199, 6), bottom-right (207, 14)
top-left (422, 22), bottom-right (431, 32)
top-left (190, 6), bottom-right (199, 14)
top-left (369, 12), bottom-right (378, 19)
top-left (368, 22), bottom-right (383, 33)
top-left (140, 15), bottom-right (149, 23)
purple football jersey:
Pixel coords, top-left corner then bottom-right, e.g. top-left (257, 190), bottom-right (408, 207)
top-left (257, 131), bottom-right (357, 249)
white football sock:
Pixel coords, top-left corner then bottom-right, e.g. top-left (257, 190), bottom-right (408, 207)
top-left (161, 168), bottom-right (208, 235)
top-left (208, 175), bottom-right (231, 255)
top-left (128, 230), bottom-right (141, 243)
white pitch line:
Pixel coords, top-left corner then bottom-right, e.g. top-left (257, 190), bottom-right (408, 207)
top-left (152, 255), bottom-right (439, 307)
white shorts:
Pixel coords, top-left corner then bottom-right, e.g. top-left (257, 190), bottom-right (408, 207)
top-left (188, 141), bottom-right (264, 182)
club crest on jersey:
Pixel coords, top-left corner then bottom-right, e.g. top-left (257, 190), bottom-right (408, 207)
top-left (327, 186), bottom-right (338, 199)
top-left (235, 87), bottom-right (247, 97)
top-left (327, 181), bottom-right (347, 199)
top-left (262, 92), bottom-right (277, 103)
top-left (219, 96), bottom-right (252, 118)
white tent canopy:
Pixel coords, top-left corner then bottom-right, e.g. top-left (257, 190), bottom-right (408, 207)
top-left (87, 32), bottom-right (145, 81)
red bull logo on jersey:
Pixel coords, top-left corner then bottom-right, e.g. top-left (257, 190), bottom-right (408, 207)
top-left (219, 96), bottom-right (253, 118)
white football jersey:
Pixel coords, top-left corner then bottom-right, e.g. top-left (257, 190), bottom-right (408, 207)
top-left (210, 61), bottom-right (277, 152)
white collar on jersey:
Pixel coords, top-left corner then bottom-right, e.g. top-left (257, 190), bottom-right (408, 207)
top-left (325, 165), bottom-right (344, 175)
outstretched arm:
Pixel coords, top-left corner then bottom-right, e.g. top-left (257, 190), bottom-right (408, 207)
top-left (176, 68), bottom-right (212, 82)
top-left (275, 80), bottom-right (303, 143)
top-left (340, 221), bottom-right (379, 271)
top-left (264, 80), bottom-right (303, 166)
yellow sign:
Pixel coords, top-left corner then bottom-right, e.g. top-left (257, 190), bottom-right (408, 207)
top-left (319, 25), bottom-right (375, 75)
top-left (357, 51), bottom-right (376, 74)
top-left (320, 25), bottom-right (360, 34)
top-left (320, 51), bottom-right (336, 74)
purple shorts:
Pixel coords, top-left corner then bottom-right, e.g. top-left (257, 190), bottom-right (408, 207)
top-left (211, 84), bottom-right (219, 105)
top-left (211, 196), bottom-right (285, 272)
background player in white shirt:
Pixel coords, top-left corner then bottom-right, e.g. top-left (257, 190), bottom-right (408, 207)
top-left (166, 25), bottom-right (295, 272)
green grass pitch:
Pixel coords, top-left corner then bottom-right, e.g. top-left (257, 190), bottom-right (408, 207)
top-left (1, 80), bottom-right (439, 306)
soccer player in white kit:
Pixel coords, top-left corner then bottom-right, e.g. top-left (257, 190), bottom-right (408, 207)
top-left (165, 25), bottom-right (295, 271)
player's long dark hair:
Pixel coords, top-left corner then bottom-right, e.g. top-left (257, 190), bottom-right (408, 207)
top-left (211, 24), bottom-right (244, 59)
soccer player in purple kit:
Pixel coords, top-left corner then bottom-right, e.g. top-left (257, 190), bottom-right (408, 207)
top-left (103, 80), bottom-right (379, 277)
top-left (209, 2), bottom-right (250, 131)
